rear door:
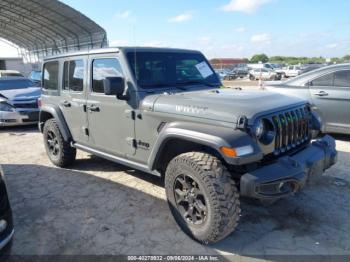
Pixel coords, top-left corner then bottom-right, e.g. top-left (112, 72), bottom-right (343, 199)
top-left (86, 55), bottom-right (135, 157)
top-left (59, 57), bottom-right (89, 144)
top-left (309, 70), bottom-right (350, 133)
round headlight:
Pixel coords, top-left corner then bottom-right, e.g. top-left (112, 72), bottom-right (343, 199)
top-left (255, 119), bottom-right (276, 145)
top-left (255, 120), bottom-right (265, 138)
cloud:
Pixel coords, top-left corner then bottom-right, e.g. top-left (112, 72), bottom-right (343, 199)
top-left (143, 41), bottom-right (169, 47)
top-left (110, 39), bottom-right (130, 46)
top-left (235, 27), bottom-right (247, 33)
top-left (251, 33), bottom-right (271, 44)
top-left (198, 36), bottom-right (212, 45)
top-left (168, 12), bottom-right (193, 23)
top-left (116, 10), bottom-right (131, 19)
top-left (221, 0), bottom-right (272, 14)
top-left (325, 43), bottom-right (338, 49)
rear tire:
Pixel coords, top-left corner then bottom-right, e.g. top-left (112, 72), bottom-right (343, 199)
top-left (43, 119), bottom-right (76, 167)
top-left (165, 152), bottom-right (240, 244)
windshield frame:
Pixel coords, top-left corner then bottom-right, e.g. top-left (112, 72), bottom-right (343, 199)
top-left (125, 50), bottom-right (221, 91)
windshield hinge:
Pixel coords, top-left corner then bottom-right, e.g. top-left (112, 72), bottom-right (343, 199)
top-left (236, 115), bottom-right (248, 130)
top-left (125, 110), bottom-right (136, 120)
top-left (127, 137), bottom-right (138, 148)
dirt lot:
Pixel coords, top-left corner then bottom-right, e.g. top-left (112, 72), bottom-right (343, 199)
top-left (1, 124), bottom-right (350, 259)
top-left (223, 79), bottom-right (260, 88)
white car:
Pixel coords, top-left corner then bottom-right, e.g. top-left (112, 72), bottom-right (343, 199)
top-left (279, 66), bottom-right (302, 78)
top-left (0, 70), bottom-right (24, 78)
top-left (249, 68), bottom-right (277, 81)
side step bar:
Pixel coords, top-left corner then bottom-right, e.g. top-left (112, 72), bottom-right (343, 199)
top-left (73, 143), bottom-right (161, 177)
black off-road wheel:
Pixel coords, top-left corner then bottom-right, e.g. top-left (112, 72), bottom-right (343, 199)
top-left (165, 152), bottom-right (240, 244)
top-left (43, 119), bottom-right (76, 167)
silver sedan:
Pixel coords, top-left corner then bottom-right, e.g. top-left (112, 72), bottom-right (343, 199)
top-left (0, 78), bottom-right (41, 127)
top-left (265, 64), bottom-right (350, 135)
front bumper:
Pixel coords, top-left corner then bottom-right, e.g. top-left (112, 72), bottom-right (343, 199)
top-left (0, 110), bottom-right (39, 127)
top-left (240, 135), bottom-right (337, 200)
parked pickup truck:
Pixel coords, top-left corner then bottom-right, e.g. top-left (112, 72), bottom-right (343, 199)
top-left (39, 47), bottom-right (337, 244)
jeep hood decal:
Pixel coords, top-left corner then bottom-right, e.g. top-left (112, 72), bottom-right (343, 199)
top-left (143, 89), bottom-right (306, 124)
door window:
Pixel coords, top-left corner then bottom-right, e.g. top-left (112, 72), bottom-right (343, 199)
top-left (63, 60), bottom-right (84, 92)
top-left (310, 73), bottom-right (334, 87)
top-left (92, 58), bottom-right (124, 93)
top-left (43, 61), bottom-right (59, 90)
top-left (334, 70), bottom-right (350, 88)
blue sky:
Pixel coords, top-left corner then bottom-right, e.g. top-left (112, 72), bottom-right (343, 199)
top-left (1, 0), bottom-right (350, 59)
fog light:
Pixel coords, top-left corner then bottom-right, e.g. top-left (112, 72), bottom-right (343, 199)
top-left (278, 182), bottom-right (285, 192)
top-left (0, 220), bottom-right (7, 234)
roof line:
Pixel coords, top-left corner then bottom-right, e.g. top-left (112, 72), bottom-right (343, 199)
top-left (0, 0), bottom-right (108, 59)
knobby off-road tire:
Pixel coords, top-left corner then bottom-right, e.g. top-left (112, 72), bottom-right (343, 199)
top-left (165, 152), bottom-right (241, 244)
top-left (43, 119), bottom-right (76, 168)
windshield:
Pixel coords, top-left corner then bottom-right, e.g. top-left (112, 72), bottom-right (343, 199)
top-left (0, 79), bottom-right (35, 91)
top-left (126, 51), bottom-right (221, 89)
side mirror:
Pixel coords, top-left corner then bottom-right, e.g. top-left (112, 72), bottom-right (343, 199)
top-left (103, 77), bottom-right (125, 97)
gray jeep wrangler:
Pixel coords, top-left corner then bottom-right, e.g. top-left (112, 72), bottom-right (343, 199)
top-left (39, 47), bottom-right (337, 244)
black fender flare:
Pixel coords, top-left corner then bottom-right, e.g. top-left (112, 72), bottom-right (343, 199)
top-left (148, 122), bottom-right (262, 170)
top-left (39, 105), bottom-right (73, 142)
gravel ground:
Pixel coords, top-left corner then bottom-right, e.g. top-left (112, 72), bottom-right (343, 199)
top-left (0, 126), bottom-right (349, 259)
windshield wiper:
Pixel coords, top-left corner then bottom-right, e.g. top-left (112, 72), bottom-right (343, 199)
top-left (140, 83), bottom-right (188, 91)
top-left (141, 83), bottom-right (175, 88)
top-left (175, 81), bottom-right (220, 88)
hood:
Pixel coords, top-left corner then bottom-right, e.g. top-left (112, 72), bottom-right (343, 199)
top-left (0, 87), bottom-right (42, 101)
top-left (143, 88), bottom-right (306, 124)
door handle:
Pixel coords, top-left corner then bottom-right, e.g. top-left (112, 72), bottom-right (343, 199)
top-left (61, 101), bottom-right (71, 107)
top-left (314, 91), bottom-right (329, 97)
top-left (87, 105), bottom-right (100, 112)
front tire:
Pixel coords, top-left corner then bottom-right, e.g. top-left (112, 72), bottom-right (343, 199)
top-left (165, 152), bottom-right (240, 244)
top-left (43, 119), bottom-right (76, 167)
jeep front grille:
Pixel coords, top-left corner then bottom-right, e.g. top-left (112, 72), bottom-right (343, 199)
top-left (13, 102), bottom-right (38, 109)
top-left (272, 106), bottom-right (310, 155)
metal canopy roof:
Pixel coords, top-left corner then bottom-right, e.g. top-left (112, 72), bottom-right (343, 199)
top-left (0, 0), bottom-right (108, 61)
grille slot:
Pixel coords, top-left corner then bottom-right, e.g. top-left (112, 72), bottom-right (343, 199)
top-left (13, 102), bottom-right (38, 109)
top-left (271, 106), bottom-right (310, 155)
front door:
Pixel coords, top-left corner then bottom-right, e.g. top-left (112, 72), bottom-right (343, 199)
top-left (309, 70), bottom-right (350, 133)
top-left (86, 56), bottom-right (135, 157)
top-left (59, 57), bottom-right (88, 144)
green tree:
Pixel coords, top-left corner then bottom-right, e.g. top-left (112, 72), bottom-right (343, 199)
top-left (269, 56), bottom-right (326, 65)
top-left (331, 57), bottom-right (341, 64)
top-left (250, 54), bottom-right (269, 63)
top-left (342, 55), bottom-right (350, 62)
